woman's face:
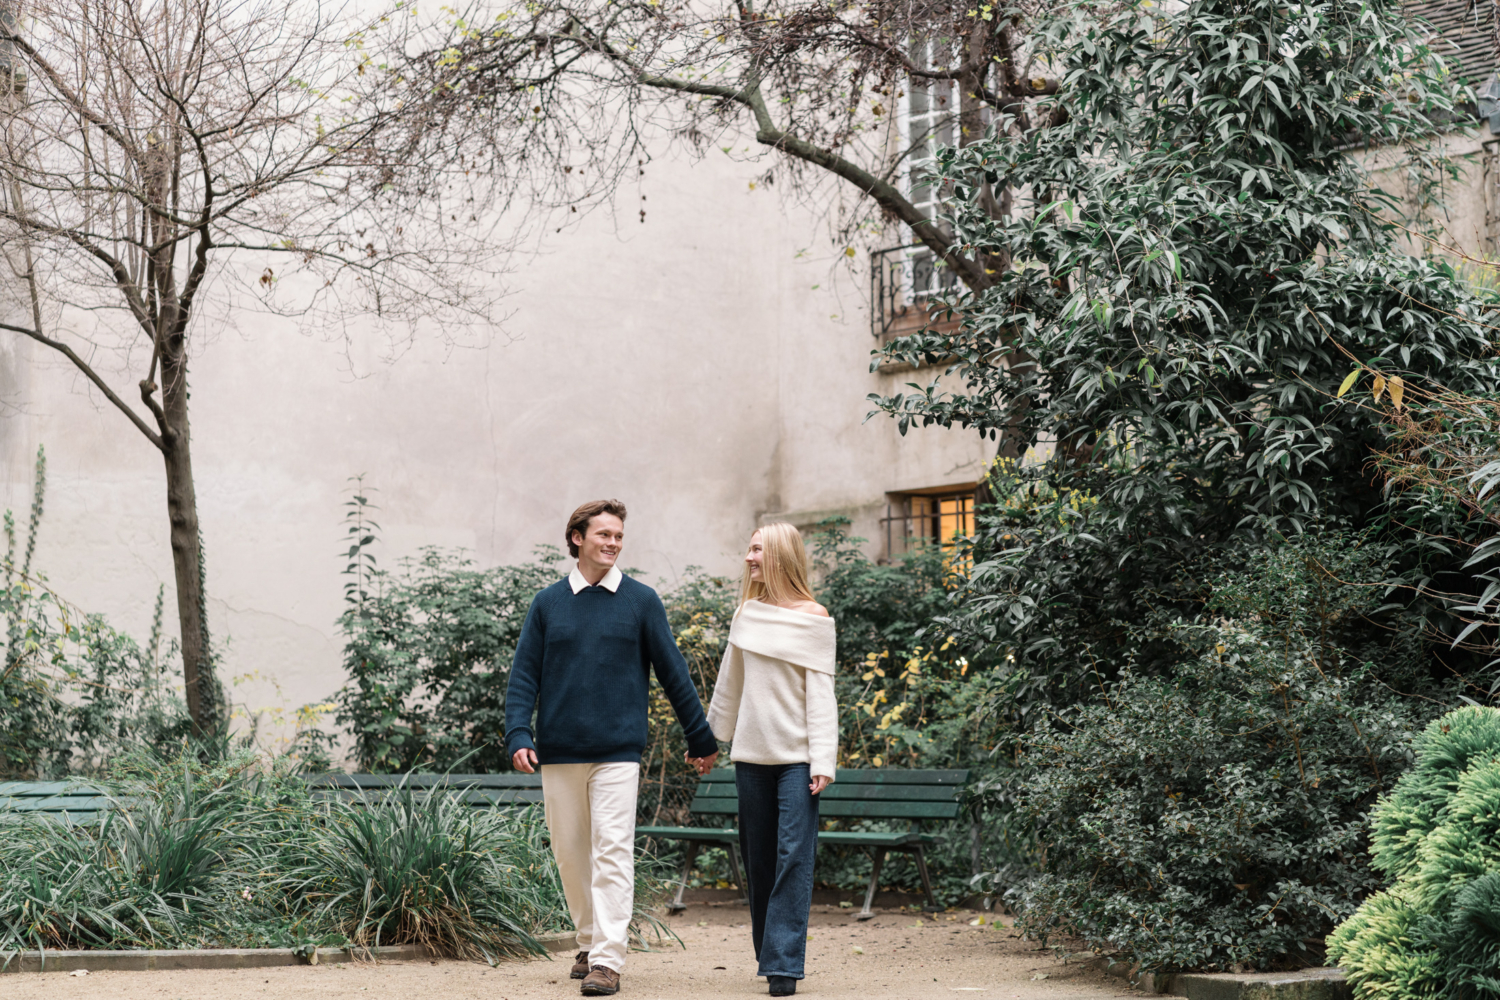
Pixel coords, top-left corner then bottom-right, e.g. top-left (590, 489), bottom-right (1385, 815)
top-left (746, 530), bottom-right (764, 582)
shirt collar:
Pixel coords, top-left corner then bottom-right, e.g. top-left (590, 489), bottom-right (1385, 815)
top-left (568, 564), bottom-right (622, 594)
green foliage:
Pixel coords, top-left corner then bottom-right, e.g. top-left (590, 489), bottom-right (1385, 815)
top-left (1327, 707), bottom-right (1500, 998)
top-left (1004, 531), bottom-right (1450, 972)
top-left (335, 546), bottom-right (565, 772)
top-left (1, 447), bottom-right (191, 778)
top-left (856, 0), bottom-right (1500, 959)
top-left (868, 0), bottom-right (1500, 693)
top-left (0, 743), bottom-right (575, 959)
top-left (639, 567), bottom-right (738, 824)
top-left (811, 522), bottom-right (1010, 771)
top-left (289, 780), bottom-right (565, 960)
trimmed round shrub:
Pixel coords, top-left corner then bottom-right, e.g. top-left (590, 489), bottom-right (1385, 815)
top-left (1327, 706), bottom-right (1500, 998)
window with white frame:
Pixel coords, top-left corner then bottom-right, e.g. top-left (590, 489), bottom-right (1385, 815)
top-left (902, 40), bottom-right (961, 300)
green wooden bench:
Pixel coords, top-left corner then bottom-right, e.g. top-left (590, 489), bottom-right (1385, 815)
top-left (303, 773), bottom-right (545, 806)
top-left (636, 767), bottom-right (970, 920)
top-left (0, 774), bottom-right (547, 823)
top-left (0, 780), bottom-right (111, 823)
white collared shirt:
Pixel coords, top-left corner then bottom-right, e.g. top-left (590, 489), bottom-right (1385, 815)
top-left (568, 564), bottom-right (623, 594)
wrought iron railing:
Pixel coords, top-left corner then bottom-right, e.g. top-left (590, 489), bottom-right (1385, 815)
top-left (880, 491), bottom-right (975, 561)
top-left (869, 242), bottom-right (960, 340)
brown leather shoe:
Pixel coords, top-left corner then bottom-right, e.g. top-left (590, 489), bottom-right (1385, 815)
top-left (570, 951), bottom-right (590, 979)
top-left (580, 965), bottom-right (620, 996)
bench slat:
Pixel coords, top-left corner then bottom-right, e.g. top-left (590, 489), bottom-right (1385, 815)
top-left (1, 795), bottom-right (114, 812)
top-left (635, 826), bottom-right (739, 841)
top-left (631, 827), bottom-right (934, 847)
top-left (310, 789), bottom-right (544, 805)
top-left (696, 769), bottom-right (967, 786)
top-left (306, 773), bottom-right (544, 790)
top-left (690, 783), bottom-right (960, 805)
top-left (684, 799), bottom-right (965, 818)
top-left (819, 800), bottom-right (962, 819)
top-left (683, 798), bottom-right (738, 815)
top-left (816, 831), bottom-right (932, 846)
top-left (0, 781), bottom-right (83, 796)
top-left (830, 769), bottom-right (969, 785)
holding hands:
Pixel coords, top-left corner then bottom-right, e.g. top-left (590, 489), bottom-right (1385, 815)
top-left (685, 750), bottom-right (719, 776)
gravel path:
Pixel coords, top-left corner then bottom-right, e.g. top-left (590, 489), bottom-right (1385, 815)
top-left (2, 904), bottom-right (1128, 1000)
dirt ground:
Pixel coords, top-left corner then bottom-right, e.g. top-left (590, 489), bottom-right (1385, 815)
top-left (1, 903), bottom-right (1130, 1000)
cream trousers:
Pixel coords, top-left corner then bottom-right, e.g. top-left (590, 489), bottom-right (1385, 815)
top-left (541, 762), bottom-right (639, 973)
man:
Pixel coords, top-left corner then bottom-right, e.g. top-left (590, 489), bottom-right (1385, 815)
top-left (506, 499), bottom-right (719, 997)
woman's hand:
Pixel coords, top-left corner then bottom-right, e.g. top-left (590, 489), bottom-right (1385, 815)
top-left (685, 750), bottom-right (719, 776)
top-left (809, 774), bottom-right (831, 795)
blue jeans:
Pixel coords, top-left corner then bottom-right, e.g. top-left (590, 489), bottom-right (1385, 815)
top-left (735, 762), bottom-right (820, 980)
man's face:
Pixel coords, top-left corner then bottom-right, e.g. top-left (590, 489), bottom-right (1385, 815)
top-left (574, 513), bottom-right (624, 568)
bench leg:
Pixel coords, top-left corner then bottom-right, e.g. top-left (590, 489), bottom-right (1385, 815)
top-left (857, 847), bottom-right (887, 921)
top-left (912, 844), bottom-right (941, 912)
top-left (668, 840), bottom-right (701, 913)
top-left (726, 840), bottom-right (748, 905)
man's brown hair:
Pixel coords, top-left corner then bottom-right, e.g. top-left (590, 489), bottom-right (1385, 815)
top-left (566, 499), bottom-right (628, 557)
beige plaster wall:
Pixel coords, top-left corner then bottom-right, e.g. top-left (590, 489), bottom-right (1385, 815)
top-left (1356, 121), bottom-right (1496, 259)
top-left (0, 141), bottom-right (987, 746)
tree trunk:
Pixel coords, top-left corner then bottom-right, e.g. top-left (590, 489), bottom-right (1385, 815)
top-left (159, 339), bottom-right (216, 736)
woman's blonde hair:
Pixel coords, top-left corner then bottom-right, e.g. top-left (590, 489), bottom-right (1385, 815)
top-left (741, 522), bottom-right (817, 606)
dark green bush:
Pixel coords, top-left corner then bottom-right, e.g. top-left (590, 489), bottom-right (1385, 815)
top-left (1002, 531), bottom-right (1450, 972)
top-left (335, 546), bottom-right (563, 772)
top-left (1327, 707), bottom-right (1500, 998)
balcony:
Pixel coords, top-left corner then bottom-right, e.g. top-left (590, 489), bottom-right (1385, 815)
top-left (869, 244), bottom-right (963, 371)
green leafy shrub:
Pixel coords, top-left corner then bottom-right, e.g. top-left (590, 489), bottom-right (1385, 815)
top-left (1327, 707), bottom-right (1500, 998)
top-left (1002, 531), bottom-right (1449, 972)
top-left (866, 0), bottom-right (1500, 755)
top-left (335, 546), bottom-right (564, 772)
top-left (2, 447), bottom-right (191, 778)
top-left (639, 568), bottom-right (738, 825)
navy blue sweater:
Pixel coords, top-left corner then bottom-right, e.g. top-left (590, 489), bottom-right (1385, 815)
top-left (503, 574), bottom-right (718, 765)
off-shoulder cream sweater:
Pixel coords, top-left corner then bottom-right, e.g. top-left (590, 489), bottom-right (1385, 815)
top-left (706, 600), bottom-right (839, 780)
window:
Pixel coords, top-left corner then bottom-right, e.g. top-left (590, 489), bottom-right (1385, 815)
top-left (882, 487), bottom-right (976, 560)
top-left (902, 40), bottom-right (960, 302)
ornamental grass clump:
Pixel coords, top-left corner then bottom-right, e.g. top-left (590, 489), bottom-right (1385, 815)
top-left (290, 781), bottom-right (567, 962)
top-left (0, 746), bottom-right (573, 964)
top-left (1326, 707), bottom-right (1500, 999)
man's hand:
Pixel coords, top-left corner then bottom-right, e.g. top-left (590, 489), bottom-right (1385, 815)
top-left (685, 750), bottom-right (719, 776)
top-left (809, 775), bottom-right (831, 795)
top-left (512, 748), bottom-right (538, 773)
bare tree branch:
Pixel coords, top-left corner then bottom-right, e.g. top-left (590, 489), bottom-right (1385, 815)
top-left (0, 318), bottom-right (164, 448)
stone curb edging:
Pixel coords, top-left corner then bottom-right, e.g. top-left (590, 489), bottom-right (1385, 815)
top-left (1, 931), bottom-right (577, 974)
top-left (1091, 957), bottom-right (1351, 1000)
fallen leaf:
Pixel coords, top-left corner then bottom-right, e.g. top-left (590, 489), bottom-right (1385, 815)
top-left (69, 969), bottom-right (89, 977)
top-left (1031, 972), bottom-right (1049, 980)
top-left (852, 945), bottom-right (865, 955)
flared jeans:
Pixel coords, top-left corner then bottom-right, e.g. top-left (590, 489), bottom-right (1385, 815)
top-left (735, 761), bottom-right (820, 980)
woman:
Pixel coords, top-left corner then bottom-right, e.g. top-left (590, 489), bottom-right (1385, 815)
top-left (707, 522), bottom-right (837, 998)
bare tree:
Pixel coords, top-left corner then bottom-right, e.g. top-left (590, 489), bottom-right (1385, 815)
top-left (0, 0), bottom-right (503, 733)
top-left (395, 0), bottom-right (1062, 294)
